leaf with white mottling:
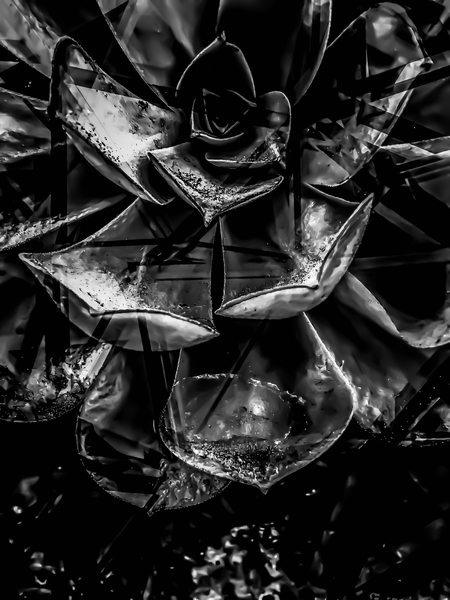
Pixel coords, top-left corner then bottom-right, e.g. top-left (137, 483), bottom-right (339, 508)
top-left (217, 184), bottom-right (372, 319)
top-left (51, 38), bottom-right (182, 204)
top-left (20, 198), bottom-right (219, 352)
top-left (149, 142), bottom-right (283, 225)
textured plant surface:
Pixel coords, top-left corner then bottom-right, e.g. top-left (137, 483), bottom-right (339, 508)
top-left (3, 0), bottom-right (450, 598)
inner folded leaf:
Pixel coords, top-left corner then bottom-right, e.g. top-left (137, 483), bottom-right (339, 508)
top-left (149, 142), bottom-right (283, 225)
top-left (301, 2), bottom-right (429, 186)
top-left (217, 183), bottom-right (372, 318)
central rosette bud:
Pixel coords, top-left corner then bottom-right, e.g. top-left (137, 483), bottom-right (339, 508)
top-left (192, 88), bottom-right (256, 147)
top-left (177, 34), bottom-right (291, 170)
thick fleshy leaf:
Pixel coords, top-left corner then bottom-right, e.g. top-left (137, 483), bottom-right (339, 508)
top-left (0, 41), bottom-right (50, 100)
top-left (0, 142), bottom-right (128, 252)
top-left (51, 38), bottom-right (181, 204)
top-left (333, 136), bottom-right (450, 348)
top-left (77, 347), bottom-right (228, 513)
top-left (149, 142), bottom-right (283, 225)
top-left (1, 341), bottom-right (111, 422)
top-left (336, 271), bottom-right (450, 349)
top-left (177, 35), bottom-right (256, 102)
top-left (217, 0), bottom-right (323, 93)
top-left (160, 314), bottom-right (357, 491)
top-left (308, 292), bottom-right (450, 434)
top-left (0, 0), bottom-right (57, 76)
top-left (97, 0), bottom-right (220, 87)
top-left (301, 2), bottom-right (429, 186)
top-left (0, 90), bottom-right (49, 164)
top-left (400, 389), bottom-right (450, 446)
top-left (0, 253), bottom-right (112, 422)
top-left (204, 91), bottom-right (291, 169)
top-left (21, 0), bottom-right (167, 105)
top-left (217, 183), bottom-right (372, 318)
top-left (2, 212), bottom-right (107, 253)
top-left (291, 0), bottom-right (332, 102)
top-left (20, 198), bottom-right (219, 352)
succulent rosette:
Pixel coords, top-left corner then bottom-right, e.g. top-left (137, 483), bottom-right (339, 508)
top-left (2, 0), bottom-right (450, 509)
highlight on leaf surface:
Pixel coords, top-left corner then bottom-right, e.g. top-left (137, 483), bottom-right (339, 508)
top-left (292, 0), bottom-right (332, 102)
top-left (309, 292), bottom-right (450, 434)
top-left (149, 142), bottom-right (283, 225)
top-left (0, 0), bottom-right (57, 77)
top-left (97, 0), bottom-right (217, 87)
top-left (301, 2), bottom-right (430, 186)
top-left (0, 254), bottom-right (113, 422)
top-left (0, 142), bottom-right (128, 252)
top-left (50, 38), bottom-right (181, 204)
top-left (77, 347), bottom-right (229, 513)
top-left (340, 136), bottom-right (450, 349)
top-left (217, 184), bottom-right (372, 319)
top-left (0, 91), bottom-right (50, 164)
top-left (160, 314), bottom-right (357, 492)
top-left (20, 198), bottom-right (219, 352)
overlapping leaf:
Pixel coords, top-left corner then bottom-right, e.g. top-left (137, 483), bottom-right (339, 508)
top-left (149, 142), bottom-right (283, 226)
top-left (301, 2), bottom-right (430, 186)
top-left (309, 291), bottom-right (450, 434)
top-left (0, 252), bottom-right (112, 422)
top-left (0, 143), bottom-right (128, 252)
top-left (292, 0), bottom-right (332, 102)
top-left (97, 0), bottom-right (219, 87)
top-left (51, 38), bottom-right (181, 204)
top-left (0, 0), bottom-right (57, 77)
top-left (160, 314), bottom-right (358, 491)
top-left (77, 347), bottom-right (228, 513)
top-left (0, 41), bottom-right (50, 100)
top-left (20, 198), bottom-right (219, 351)
top-left (216, 0), bottom-right (331, 94)
top-left (217, 183), bottom-right (372, 319)
top-left (336, 137), bottom-right (450, 348)
top-left (0, 90), bottom-right (49, 164)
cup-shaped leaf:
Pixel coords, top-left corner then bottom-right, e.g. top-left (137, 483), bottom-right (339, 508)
top-left (217, 184), bottom-right (372, 318)
top-left (177, 35), bottom-right (256, 102)
top-left (160, 314), bottom-right (357, 491)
